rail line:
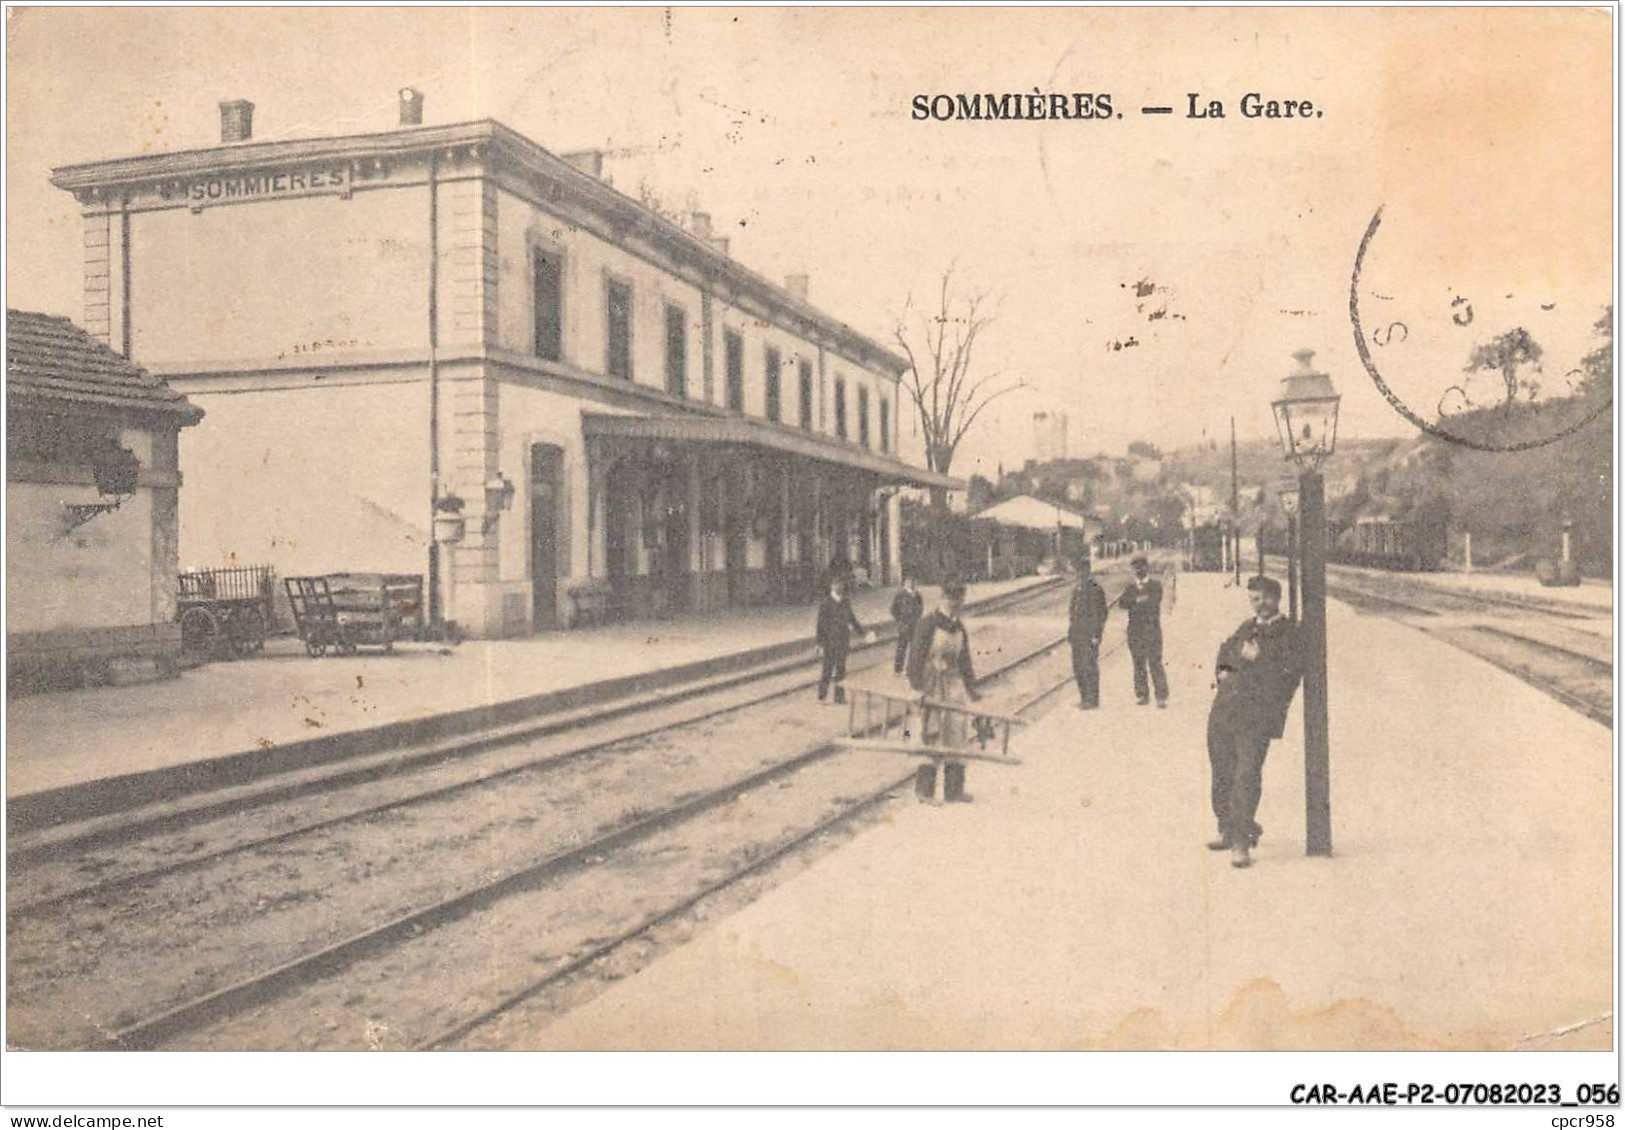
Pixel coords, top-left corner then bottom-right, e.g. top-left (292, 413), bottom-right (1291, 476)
top-left (1457, 625), bottom-right (1612, 728)
top-left (102, 627), bottom-right (1088, 1051)
top-left (1318, 572), bottom-right (1612, 728)
top-left (1470, 623), bottom-right (1611, 675)
top-left (1323, 564), bottom-right (1604, 621)
top-left (423, 647), bottom-right (1088, 1052)
top-left (8, 578), bottom-right (1072, 895)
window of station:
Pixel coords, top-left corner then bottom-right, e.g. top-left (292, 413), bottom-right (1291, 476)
top-left (798, 360), bottom-right (814, 430)
top-left (858, 385), bottom-right (871, 448)
top-left (879, 398), bottom-right (890, 453)
top-left (764, 345), bottom-right (782, 422)
top-left (834, 378), bottom-right (848, 440)
top-left (533, 250), bottom-right (563, 362)
top-left (724, 329), bottom-right (744, 411)
top-left (605, 278), bottom-right (633, 380)
top-left (664, 303), bottom-right (687, 398)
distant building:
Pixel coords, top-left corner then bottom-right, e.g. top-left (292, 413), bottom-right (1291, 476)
top-left (51, 97), bottom-right (956, 636)
top-left (972, 494), bottom-right (1103, 541)
top-left (6, 310), bottom-right (203, 690)
top-left (1130, 458), bottom-right (1164, 483)
top-left (1033, 411), bottom-right (1069, 463)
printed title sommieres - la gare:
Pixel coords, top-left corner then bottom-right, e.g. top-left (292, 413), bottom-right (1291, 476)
top-left (910, 92), bottom-right (1321, 120)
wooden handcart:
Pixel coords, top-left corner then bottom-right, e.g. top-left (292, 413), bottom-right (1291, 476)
top-left (178, 565), bottom-right (275, 662)
top-left (284, 574), bottom-right (421, 657)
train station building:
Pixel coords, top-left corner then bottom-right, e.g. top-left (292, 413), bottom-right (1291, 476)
top-left (51, 95), bottom-right (956, 637)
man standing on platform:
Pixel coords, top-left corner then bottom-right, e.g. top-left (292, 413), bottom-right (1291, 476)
top-left (1117, 555), bottom-right (1170, 708)
top-left (907, 579), bottom-right (981, 803)
top-left (1205, 575), bottom-right (1301, 869)
top-left (815, 574), bottom-right (870, 705)
top-left (890, 575), bottom-right (924, 675)
top-left (1068, 553), bottom-right (1109, 709)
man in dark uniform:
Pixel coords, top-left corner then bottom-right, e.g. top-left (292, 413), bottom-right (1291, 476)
top-left (1205, 575), bottom-right (1301, 869)
top-left (890, 575), bottom-right (924, 675)
top-left (814, 575), bottom-right (869, 705)
top-left (1067, 554), bottom-right (1109, 709)
top-left (1117, 554), bottom-right (1169, 708)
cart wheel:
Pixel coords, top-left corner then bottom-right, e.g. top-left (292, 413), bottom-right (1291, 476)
top-left (180, 607), bottom-right (221, 662)
top-left (230, 607), bottom-right (266, 658)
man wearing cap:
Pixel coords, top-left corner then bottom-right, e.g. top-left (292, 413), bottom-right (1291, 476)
top-left (1067, 553), bottom-right (1109, 709)
top-left (1117, 555), bottom-right (1169, 708)
top-left (907, 579), bottom-right (981, 803)
top-left (1206, 575), bottom-right (1301, 868)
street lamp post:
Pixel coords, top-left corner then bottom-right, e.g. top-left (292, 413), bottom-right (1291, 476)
top-left (1271, 348), bottom-right (1340, 858)
top-left (1278, 478), bottom-right (1300, 623)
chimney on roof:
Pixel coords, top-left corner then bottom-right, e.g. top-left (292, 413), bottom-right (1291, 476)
top-left (219, 99), bottom-right (254, 144)
top-left (691, 212), bottom-right (713, 240)
top-left (399, 87), bottom-right (424, 126)
top-left (785, 274), bottom-right (810, 302)
top-left (562, 149), bottom-right (604, 179)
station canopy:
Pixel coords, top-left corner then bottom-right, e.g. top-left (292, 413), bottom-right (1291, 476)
top-left (581, 412), bottom-right (961, 491)
top-left (971, 494), bottom-right (1101, 534)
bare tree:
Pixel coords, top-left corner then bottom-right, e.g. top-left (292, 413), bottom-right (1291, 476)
top-left (893, 266), bottom-right (1022, 506)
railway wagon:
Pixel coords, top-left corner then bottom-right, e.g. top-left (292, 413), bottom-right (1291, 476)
top-left (1186, 523), bottom-right (1227, 572)
top-left (1332, 516), bottom-right (1448, 571)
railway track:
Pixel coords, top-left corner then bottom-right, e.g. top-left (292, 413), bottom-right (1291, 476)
top-left (1446, 625), bottom-right (1613, 728)
top-left (6, 581), bottom-right (1090, 1051)
top-left (7, 576), bottom-right (1071, 892)
top-left (1317, 567), bottom-right (1612, 728)
top-left (1324, 566), bottom-right (1605, 622)
top-left (88, 632), bottom-right (1076, 1051)
top-left (424, 651), bottom-right (1081, 1053)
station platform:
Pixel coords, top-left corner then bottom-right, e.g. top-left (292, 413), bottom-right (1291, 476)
top-left (519, 570), bottom-right (1613, 1052)
top-left (4, 576), bottom-right (1052, 807)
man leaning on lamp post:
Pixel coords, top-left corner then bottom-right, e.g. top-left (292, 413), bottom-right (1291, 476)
top-left (1205, 574), bottom-right (1302, 869)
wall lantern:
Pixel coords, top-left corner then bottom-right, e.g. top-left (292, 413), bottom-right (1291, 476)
top-left (485, 473), bottom-right (516, 513)
top-left (62, 441), bottom-right (140, 531)
top-left (433, 494), bottom-right (467, 543)
top-left (481, 474), bottom-right (516, 535)
top-left (1271, 349), bottom-right (1341, 471)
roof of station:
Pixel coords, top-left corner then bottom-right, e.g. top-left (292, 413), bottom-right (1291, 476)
top-left (7, 310), bottom-right (203, 422)
top-left (582, 413), bottom-right (961, 490)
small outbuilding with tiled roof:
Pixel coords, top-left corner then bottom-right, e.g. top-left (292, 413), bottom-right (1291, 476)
top-left (7, 309), bottom-right (203, 691)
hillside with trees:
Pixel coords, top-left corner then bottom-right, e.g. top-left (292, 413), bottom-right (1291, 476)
top-left (1164, 309), bottom-right (1613, 575)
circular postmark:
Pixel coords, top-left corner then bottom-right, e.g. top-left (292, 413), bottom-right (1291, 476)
top-left (1349, 206), bottom-right (1611, 453)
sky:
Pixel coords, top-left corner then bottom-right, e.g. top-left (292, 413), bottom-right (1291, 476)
top-left (6, 7), bottom-right (1614, 482)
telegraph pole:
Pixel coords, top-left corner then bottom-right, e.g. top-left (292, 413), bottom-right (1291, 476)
top-left (1230, 416), bottom-right (1241, 585)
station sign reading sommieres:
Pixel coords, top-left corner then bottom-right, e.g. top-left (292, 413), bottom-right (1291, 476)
top-left (158, 165), bottom-right (351, 208)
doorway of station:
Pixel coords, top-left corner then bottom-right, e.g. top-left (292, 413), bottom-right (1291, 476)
top-left (530, 443), bottom-right (564, 630)
top-left (603, 452), bottom-right (691, 620)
